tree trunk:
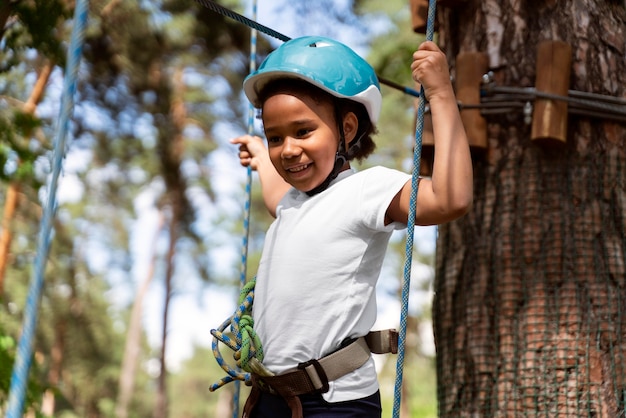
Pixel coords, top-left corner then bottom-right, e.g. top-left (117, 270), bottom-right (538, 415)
top-left (154, 65), bottom-right (187, 418)
top-left (431, 1), bottom-right (626, 416)
top-left (0, 183), bottom-right (19, 297)
top-left (41, 320), bottom-right (66, 416)
top-left (116, 212), bottom-right (164, 418)
top-left (155, 211), bottom-right (178, 418)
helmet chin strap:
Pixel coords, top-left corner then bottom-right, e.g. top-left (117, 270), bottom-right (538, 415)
top-left (304, 150), bottom-right (347, 197)
top-left (305, 106), bottom-right (348, 197)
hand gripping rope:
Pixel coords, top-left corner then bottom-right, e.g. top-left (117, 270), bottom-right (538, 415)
top-left (392, 0), bottom-right (437, 416)
top-left (5, 1), bottom-right (89, 417)
top-left (196, 1), bottom-right (437, 417)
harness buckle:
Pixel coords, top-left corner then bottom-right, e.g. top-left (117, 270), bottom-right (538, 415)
top-left (297, 358), bottom-right (330, 393)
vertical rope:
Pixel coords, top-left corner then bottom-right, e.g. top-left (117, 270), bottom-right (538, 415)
top-left (232, 1), bottom-right (257, 416)
top-left (5, 1), bottom-right (88, 417)
top-left (392, 1), bottom-right (436, 417)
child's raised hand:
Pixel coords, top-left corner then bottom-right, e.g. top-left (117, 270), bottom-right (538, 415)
top-left (230, 135), bottom-right (267, 170)
top-left (411, 41), bottom-right (454, 102)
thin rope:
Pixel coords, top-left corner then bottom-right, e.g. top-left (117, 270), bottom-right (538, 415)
top-left (392, 0), bottom-right (436, 417)
top-left (194, 0), bottom-right (626, 120)
top-left (231, 0), bottom-right (258, 415)
top-left (5, 1), bottom-right (88, 417)
top-left (193, 0), bottom-right (421, 99)
top-left (195, 0), bottom-right (289, 42)
top-left (209, 279), bottom-right (269, 392)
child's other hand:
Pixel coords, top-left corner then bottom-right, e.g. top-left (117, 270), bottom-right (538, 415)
top-left (411, 41), bottom-right (454, 102)
top-left (230, 135), bottom-right (267, 170)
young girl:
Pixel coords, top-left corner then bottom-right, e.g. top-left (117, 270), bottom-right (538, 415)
top-left (231, 36), bottom-right (472, 418)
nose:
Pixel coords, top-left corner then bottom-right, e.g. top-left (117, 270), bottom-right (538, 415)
top-left (281, 136), bottom-right (301, 159)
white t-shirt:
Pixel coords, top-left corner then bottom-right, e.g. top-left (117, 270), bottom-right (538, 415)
top-left (253, 166), bottom-right (411, 403)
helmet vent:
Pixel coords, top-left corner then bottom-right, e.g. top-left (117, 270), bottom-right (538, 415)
top-left (308, 41), bottom-right (332, 48)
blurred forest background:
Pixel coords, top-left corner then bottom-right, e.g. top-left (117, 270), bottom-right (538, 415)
top-left (0, 0), bottom-right (438, 416)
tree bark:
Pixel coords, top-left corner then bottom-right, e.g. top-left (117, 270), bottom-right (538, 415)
top-left (431, 1), bottom-right (626, 416)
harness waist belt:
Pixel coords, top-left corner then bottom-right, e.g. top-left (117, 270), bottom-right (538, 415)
top-left (252, 329), bottom-right (398, 397)
top-left (243, 329), bottom-right (398, 418)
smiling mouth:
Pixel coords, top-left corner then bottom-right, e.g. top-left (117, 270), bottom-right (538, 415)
top-left (287, 163), bottom-right (311, 173)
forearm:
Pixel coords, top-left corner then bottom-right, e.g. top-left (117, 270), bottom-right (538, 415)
top-left (429, 91), bottom-right (473, 217)
top-left (231, 134), bottom-right (291, 218)
top-left (255, 153), bottom-right (291, 217)
top-left (402, 41), bottom-right (473, 226)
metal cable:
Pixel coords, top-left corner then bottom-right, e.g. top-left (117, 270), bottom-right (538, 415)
top-left (485, 85), bottom-right (626, 116)
top-left (194, 0), bottom-right (626, 122)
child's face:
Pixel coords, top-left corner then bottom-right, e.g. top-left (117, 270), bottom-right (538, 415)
top-left (262, 91), bottom-right (341, 193)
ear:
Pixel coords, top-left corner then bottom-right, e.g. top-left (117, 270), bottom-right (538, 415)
top-left (342, 112), bottom-right (359, 146)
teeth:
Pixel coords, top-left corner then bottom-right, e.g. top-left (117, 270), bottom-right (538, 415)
top-left (288, 164), bottom-right (309, 173)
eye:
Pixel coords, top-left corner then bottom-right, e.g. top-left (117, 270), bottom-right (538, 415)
top-left (296, 128), bottom-right (312, 137)
top-left (266, 136), bottom-right (282, 145)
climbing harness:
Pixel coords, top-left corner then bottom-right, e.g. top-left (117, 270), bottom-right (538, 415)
top-left (210, 282), bottom-right (399, 417)
top-left (5, 1), bottom-right (89, 417)
top-left (242, 330), bottom-right (398, 418)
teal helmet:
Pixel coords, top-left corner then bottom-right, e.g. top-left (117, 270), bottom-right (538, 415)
top-left (243, 36), bottom-right (382, 124)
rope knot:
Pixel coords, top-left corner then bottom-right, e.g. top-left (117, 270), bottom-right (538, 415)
top-left (210, 278), bottom-right (266, 391)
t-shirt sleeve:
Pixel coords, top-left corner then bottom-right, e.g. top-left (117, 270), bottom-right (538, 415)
top-left (359, 166), bottom-right (411, 231)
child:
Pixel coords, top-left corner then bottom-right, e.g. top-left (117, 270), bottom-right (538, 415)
top-left (231, 36), bottom-right (472, 418)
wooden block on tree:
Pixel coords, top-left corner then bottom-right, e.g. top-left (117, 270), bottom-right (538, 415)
top-left (531, 40), bottom-right (572, 146)
top-left (456, 51), bottom-right (489, 151)
top-left (410, 0), bottom-right (438, 33)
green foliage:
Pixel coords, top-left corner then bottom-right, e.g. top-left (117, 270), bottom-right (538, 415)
top-left (169, 344), bottom-right (239, 417)
top-left (0, 0), bottom-right (70, 72)
top-left (379, 354), bottom-right (438, 418)
top-left (0, 110), bottom-right (44, 186)
top-left (0, 327), bottom-right (48, 417)
top-left (0, 332), bottom-right (15, 401)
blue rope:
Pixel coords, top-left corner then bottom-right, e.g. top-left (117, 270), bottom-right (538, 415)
top-left (392, 1), bottom-right (437, 417)
top-left (232, 1), bottom-right (257, 416)
top-left (5, 1), bottom-right (88, 416)
top-left (210, 280), bottom-right (263, 391)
